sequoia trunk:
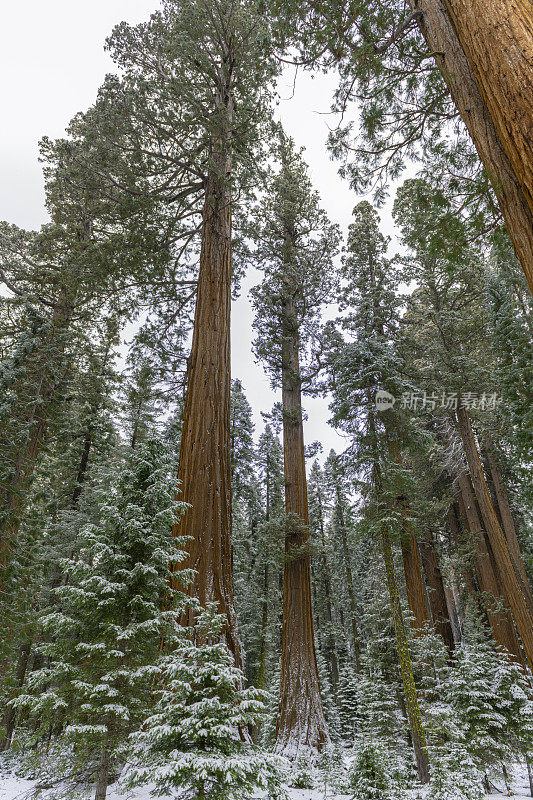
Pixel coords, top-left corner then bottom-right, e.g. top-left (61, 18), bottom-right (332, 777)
top-left (419, 530), bottom-right (455, 656)
top-left (457, 475), bottom-right (524, 664)
top-left (484, 442), bottom-right (532, 599)
top-left (456, 406), bottom-right (533, 668)
top-left (442, 0), bottom-right (533, 216)
top-left (414, 0), bottom-right (533, 293)
top-left (275, 290), bottom-right (328, 756)
top-left (173, 126), bottom-right (242, 668)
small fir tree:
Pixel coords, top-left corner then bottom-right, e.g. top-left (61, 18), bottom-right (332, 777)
top-left (123, 605), bottom-right (284, 800)
top-left (13, 439), bottom-right (188, 799)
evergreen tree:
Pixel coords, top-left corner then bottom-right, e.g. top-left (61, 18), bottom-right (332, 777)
top-left (250, 130), bottom-right (340, 755)
top-left (326, 201), bottom-right (430, 782)
top-left (123, 606), bottom-right (284, 800)
top-left (12, 440), bottom-right (188, 799)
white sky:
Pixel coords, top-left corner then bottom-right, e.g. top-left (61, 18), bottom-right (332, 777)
top-left (0, 0), bottom-right (401, 459)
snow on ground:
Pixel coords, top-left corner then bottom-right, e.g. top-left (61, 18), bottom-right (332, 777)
top-left (0, 764), bottom-right (531, 800)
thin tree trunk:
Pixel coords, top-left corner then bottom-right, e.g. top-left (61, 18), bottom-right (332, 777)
top-left (94, 742), bottom-right (110, 800)
top-left (275, 287), bottom-right (328, 756)
top-left (316, 487), bottom-right (340, 692)
top-left (369, 412), bottom-right (429, 783)
top-left (71, 425), bottom-right (93, 505)
top-left (172, 114), bottom-right (242, 668)
top-left (382, 427), bottom-right (429, 633)
top-left (414, 0), bottom-right (533, 293)
top-left (380, 524), bottom-right (430, 784)
top-left (334, 489), bottom-right (361, 672)
top-left (419, 530), bottom-right (455, 656)
top-left (443, 570), bottom-right (462, 645)
top-left (0, 639), bottom-right (32, 751)
top-left (527, 757), bottom-right (533, 797)
top-left (447, 501), bottom-right (483, 625)
top-left (256, 562), bottom-right (269, 691)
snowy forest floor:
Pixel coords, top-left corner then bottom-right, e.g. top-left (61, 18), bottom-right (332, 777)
top-left (0, 762), bottom-right (531, 800)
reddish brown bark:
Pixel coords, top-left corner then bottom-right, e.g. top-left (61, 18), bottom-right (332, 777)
top-left (419, 530), bottom-right (455, 656)
top-left (442, 0), bottom-right (533, 215)
top-left (457, 467), bottom-right (525, 666)
top-left (456, 407), bottom-right (533, 668)
top-left (414, 0), bottom-right (533, 294)
top-left (400, 531), bottom-right (430, 632)
top-left (172, 137), bottom-right (242, 668)
top-left (275, 287), bottom-right (328, 755)
top-left (484, 442), bottom-right (532, 600)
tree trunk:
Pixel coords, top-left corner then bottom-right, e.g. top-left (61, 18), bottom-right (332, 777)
top-left (172, 120), bottom-right (242, 668)
top-left (334, 489), bottom-right (361, 672)
top-left (0, 284), bottom-right (76, 575)
top-left (368, 413), bottom-right (429, 782)
top-left (71, 425), bottom-right (93, 505)
top-left (443, 571), bottom-right (462, 646)
top-left (0, 639), bottom-right (32, 751)
top-left (382, 426), bottom-right (429, 634)
top-left (316, 486), bottom-right (339, 691)
top-left (442, 0), bottom-right (533, 214)
top-left (381, 524), bottom-right (430, 784)
top-left (414, 0), bottom-right (533, 294)
top-left (275, 290), bottom-right (328, 756)
top-left (400, 530), bottom-right (430, 632)
top-left (94, 742), bottom-right (110, 800)
top-left (458, 471), bottom-right (525, 664)
top-left (484, 442), bottom-right (532, 599)
top-left (419, 530), bottom-right (455, 656)
top-left (256, 562), bottom-right (269, 691)
top-left (447, 501), bottom-right (482, 625)
top-left (456, 408), bottom-right (533, 667)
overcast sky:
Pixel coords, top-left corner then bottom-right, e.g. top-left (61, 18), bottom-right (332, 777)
top-left (0, 0), bottom-right (402, 458)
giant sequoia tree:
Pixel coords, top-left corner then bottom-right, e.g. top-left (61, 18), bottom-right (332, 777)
top-left (250, 132), bottom-right (340, 755)
top-left (96, 0), bottom-right (278, 665)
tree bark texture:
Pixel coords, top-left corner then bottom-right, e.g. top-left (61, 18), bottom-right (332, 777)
top-left (456, 408), bottom-right (533, 667)
top-left (419, 530), bottom-right (455, 656)
top-left (275, 290), bottom-right (328, 756)
top-left (442, 0), bottom-right (533, 216)
top-left (414, 0), bottom-right (533, 293)
top-left (400, 530), bottom-right (430, 632)
top-left (484, 442), bottom-right (532, 600)
top-left (457, 472), bottom-right (524, 665)
top-left (172, 137), bottom-right (242, 669)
